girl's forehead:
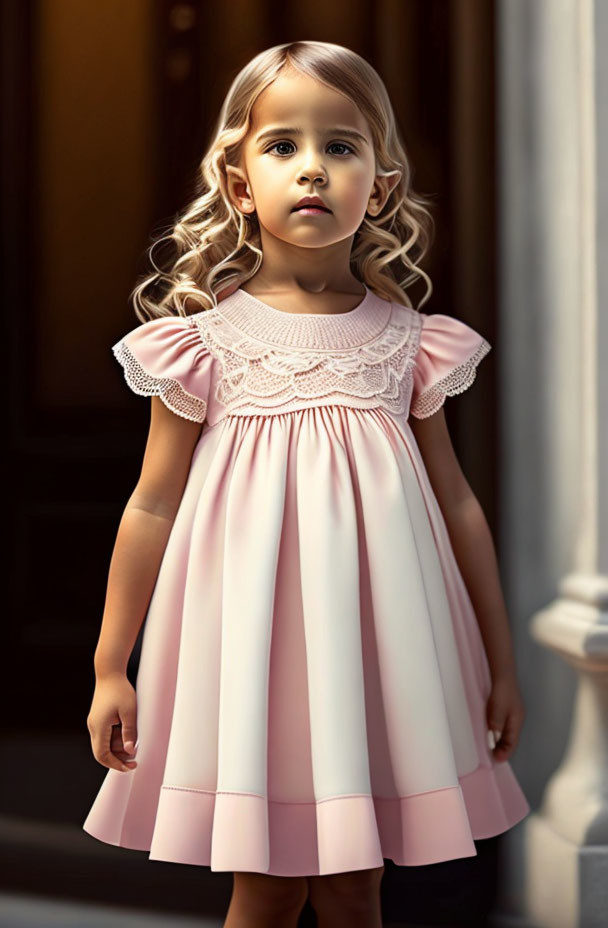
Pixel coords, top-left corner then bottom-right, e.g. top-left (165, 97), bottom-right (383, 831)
top-left (249, 75), bottom-right (368, 136)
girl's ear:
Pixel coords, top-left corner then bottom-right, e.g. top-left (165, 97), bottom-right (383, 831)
top-left (225, 165), bottom-right (256, 217)
top-left (367, 169), bottom-right (402, 217)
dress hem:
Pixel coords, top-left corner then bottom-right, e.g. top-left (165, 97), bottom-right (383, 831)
top-left (82, 760), bottom-right (530, 876)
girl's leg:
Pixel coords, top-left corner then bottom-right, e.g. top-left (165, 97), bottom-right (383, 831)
top-left (307, 864), bottom-right (385, 928)
top-left (223, 871), bottom-right (309, 928)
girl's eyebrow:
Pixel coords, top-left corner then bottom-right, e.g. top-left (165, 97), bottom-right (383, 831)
top-left (255, 126), bottom-right (369, 145)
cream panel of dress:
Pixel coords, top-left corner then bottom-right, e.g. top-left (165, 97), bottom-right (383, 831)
top-left (83, 285), bottom-right (530, 876)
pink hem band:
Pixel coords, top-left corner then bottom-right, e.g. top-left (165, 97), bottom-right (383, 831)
top-left (83, 761), bottom-right (530, 876)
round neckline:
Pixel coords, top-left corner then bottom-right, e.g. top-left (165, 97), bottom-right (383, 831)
top-left (236, 285), bottom-right (372, 318)
top-left (215, 284), bottom-right (394, 351)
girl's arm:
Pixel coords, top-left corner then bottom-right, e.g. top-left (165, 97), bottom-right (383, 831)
top-left (87, 397), bottom-right (202, 773)
top-left (409, 407), bottom-right (515, 677)
top-left (409, 407), bottom-right (525, 761)
top-left (93, 396), bottom-right (203, 679)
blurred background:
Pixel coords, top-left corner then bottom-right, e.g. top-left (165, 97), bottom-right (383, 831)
top-left (2, 1), bottom-right (606, 926)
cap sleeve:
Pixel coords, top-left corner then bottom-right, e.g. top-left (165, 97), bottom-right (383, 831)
top-left (111, 314), bottom-right (213, 423)
top-left (410, 313), bottom-right (491, 419)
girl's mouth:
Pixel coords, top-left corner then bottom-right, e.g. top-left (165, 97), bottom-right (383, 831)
top-left (292, 206), bottom-right (332, 215)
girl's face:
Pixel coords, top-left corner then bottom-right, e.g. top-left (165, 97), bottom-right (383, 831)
top-left (227, 71), bottom-right (399, 251)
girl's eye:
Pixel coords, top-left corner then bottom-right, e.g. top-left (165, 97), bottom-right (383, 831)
top-left (266, 141), bottom-right (354, 157)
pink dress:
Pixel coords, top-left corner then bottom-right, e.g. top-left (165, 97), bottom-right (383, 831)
top-left (83, 285), bottom-right (530, 876)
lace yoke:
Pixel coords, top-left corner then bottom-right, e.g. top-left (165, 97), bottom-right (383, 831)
top-left (190, 288), bottom-right (423, 423)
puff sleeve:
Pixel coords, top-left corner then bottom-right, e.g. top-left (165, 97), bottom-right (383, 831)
top-left (111, 314), bottom-right (213, 423)
top-left (410, 313), bottom-right (491, 419)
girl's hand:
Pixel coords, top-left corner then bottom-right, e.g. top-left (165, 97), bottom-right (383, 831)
top-left (87, 673), bottom-right (139, 773)
top-left (486, 671), bottom-right (526, 762)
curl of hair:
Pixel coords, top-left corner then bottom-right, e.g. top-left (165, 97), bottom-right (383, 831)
top-left (130, 40), bottom-right (436, 323)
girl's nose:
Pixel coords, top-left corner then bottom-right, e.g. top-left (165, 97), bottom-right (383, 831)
top-left (298, 169), bottom-right (327, 184)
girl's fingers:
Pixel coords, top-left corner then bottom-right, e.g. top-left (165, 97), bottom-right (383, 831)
top-left (98, 747), bottom-right (136, 772)
top-left (110, 723), bottom-right (138, 769)
top-left (118, 702), bottom-right (138, 755)
top-left (492, 712), bottom-right (521, 760)
top-left (91, 724), bottom-right (137, 772)
top-left (87, 680), bottom-right (139, 773)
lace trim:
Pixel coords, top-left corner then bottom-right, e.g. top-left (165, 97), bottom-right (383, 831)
top-left (112, 340), bottom-right (207, 423)
top-left (191, 306), bottom-right (423, 417)
top-left (409, 338), bottom-right (491, 418)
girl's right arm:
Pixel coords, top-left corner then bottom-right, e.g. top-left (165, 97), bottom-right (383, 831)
top-left (87, 396), bottom-right (203, 773)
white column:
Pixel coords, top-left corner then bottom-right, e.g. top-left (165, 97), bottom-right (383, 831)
top-left (496, 0), bottom-right (608, 926)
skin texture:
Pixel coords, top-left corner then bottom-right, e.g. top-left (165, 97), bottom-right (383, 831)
top-left (88, 69), bottom-right (525, 928)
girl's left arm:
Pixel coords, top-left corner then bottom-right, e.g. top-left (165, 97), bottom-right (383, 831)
top-left (409, 407), bottom-right (526, 761)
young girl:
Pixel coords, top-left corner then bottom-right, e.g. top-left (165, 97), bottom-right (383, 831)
top-left (84, 40), bottom-right (530, 928)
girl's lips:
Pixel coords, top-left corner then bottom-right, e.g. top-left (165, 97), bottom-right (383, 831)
top-left (292, 206), bottom-right (332, 214)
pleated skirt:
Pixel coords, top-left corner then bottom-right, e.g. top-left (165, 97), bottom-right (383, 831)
top-left (83, 405), bottom-right (530, 875)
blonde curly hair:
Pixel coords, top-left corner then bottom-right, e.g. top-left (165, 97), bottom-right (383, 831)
top-left (131, 40), bottom-right (436, 322)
